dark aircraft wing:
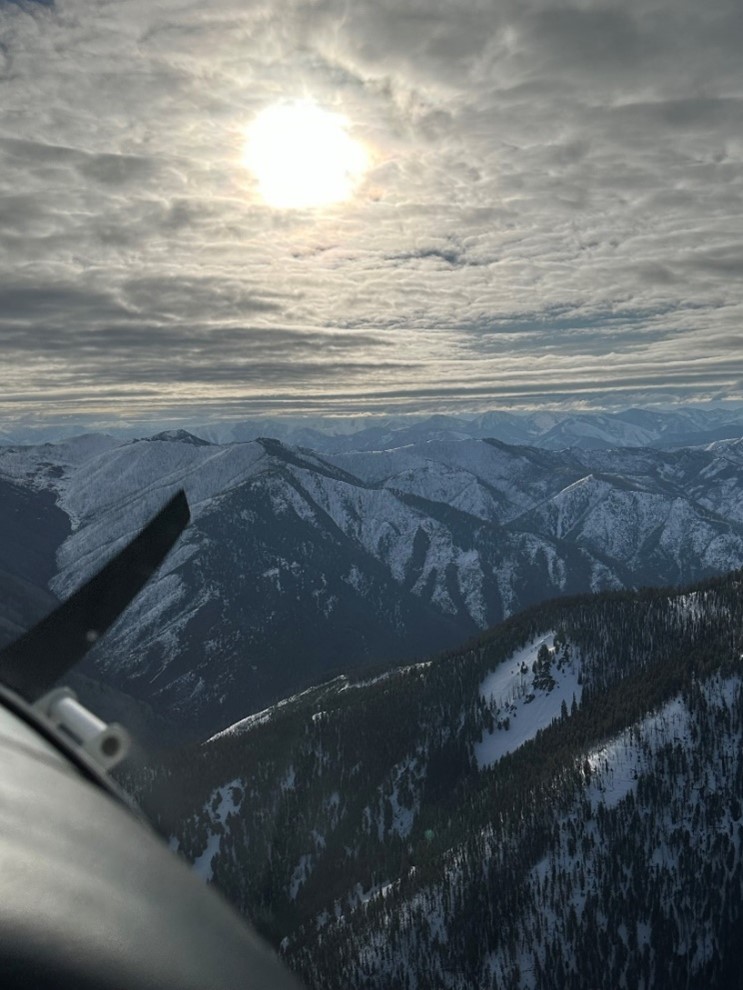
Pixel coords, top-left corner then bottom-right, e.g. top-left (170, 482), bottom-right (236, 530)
top-left (0, 697), bottom-right (303, 990)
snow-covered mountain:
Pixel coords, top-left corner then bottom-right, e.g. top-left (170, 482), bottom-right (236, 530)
top-left (3, 404), bottom-right (743, 451)
top-left (4, 423), bottom-right (743, 984)
top-left (197, 405), bottom-right (743, 452)
top-left (2, 429), bottom-right (743, 735)
top-left (142, 572), bottom-right (743, 989)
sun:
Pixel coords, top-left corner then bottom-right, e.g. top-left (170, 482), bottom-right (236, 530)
top-left (243, 101), bottom-right (368, 209)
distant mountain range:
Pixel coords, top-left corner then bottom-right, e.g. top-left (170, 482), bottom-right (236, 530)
top-left (4, 403), bottom-right (743, 450)
top-left (250, 404), bottom-right (743, 453)
top-left (1, 419), bottom-right (743, 738)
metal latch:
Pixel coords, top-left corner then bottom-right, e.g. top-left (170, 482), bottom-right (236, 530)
top-left (34, 687), bottom-right (131, 771)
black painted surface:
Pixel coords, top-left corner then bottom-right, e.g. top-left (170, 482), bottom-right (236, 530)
top-left (0, 708), bottom-right (303, 990)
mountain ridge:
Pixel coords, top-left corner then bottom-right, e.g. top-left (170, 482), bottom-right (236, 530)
top-left (3, 403), bottom-right (743, 451)
top-left (2, 430), bottom-right (743, 736)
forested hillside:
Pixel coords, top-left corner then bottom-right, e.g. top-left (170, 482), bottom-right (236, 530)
top-left (137, 571), bottom-right (743, 988)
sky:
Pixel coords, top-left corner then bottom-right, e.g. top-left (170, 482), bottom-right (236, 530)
top-left (1, 0), bottom-right (742, 427)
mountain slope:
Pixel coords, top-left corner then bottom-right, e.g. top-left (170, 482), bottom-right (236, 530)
top-left (0, 476), bottom-right (68, 645)
top-left (142, 571), bottom-right (743, 989)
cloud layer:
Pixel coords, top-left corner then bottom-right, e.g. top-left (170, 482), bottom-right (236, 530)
top-left (1, 0), bottom-right (741, 422)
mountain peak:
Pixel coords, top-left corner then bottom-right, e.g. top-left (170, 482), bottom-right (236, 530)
top-left (139, 430), bottom-right (211, 446)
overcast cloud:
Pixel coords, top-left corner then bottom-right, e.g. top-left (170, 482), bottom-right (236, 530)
top-left (0, 0), bottom-right (741, 424)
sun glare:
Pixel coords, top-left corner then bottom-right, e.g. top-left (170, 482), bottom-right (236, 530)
top-left (243, 101), bottom-right (368, 209)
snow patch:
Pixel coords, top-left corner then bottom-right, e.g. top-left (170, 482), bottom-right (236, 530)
top-left (475, 633), bottom-right (582, 768)
top-left (191, 779), bottom-right (244, 882)
top-left (585, 695), bottom-right (694, 810)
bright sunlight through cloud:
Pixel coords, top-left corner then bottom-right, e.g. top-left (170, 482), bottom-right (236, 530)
top-left (243, 101), bottom-right (368, 209)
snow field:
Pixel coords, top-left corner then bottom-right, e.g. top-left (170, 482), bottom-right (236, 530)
top-left (475, 633), bottom-right (583, 768)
